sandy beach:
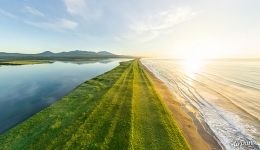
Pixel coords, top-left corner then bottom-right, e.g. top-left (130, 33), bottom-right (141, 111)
top-left (142, 58), bottom-right (260, 150)
top-left (143, 64), bottom-right (223, 150)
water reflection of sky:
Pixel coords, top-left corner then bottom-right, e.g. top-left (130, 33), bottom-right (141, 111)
top-left (0, 59), bottom-right (128, 133)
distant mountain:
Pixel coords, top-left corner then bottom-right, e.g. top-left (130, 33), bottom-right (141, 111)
top-left (97, 51), bottom-right (114, 55)
top-left (0, 52), bottom-right (27, 57)
top-left (38, 51), bottom-right (54, 56)
top-left (0, 50), bottom-right (128, 60)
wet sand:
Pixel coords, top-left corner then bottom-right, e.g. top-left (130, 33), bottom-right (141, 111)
top-left (143, 65), bottom-right (222, 150)
top-left (141, 59), bottom-right (260, 150)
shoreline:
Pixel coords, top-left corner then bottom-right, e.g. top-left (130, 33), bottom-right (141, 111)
top-left (0, 60), bottom-right (189, 149)
top-left (142, 63), bottom-right (223, 150)
top-left (0, 60), bottom-right (53, 65)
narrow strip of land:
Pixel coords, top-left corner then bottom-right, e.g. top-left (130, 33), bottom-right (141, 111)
top-left (143, 64), bottom-right (212, 150)
top-left (0, 60), bottom-right (52, 65)
top-left (0, 60), bottom-right (189, 150)
top-left (131, 61), bottom-right (188, 149)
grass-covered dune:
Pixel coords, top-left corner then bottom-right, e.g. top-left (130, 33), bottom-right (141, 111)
top-left (0, 60), bottom-right (189, 150)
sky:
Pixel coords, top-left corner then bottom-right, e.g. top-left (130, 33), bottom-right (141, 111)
top-left (0, 0), bottom-right (260, 58)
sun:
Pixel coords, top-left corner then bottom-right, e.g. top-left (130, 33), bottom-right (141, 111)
top-left (181, 53), bottom-right (206, 79)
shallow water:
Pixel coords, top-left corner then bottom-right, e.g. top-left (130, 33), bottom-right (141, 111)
top-left (142, 58), bottom-right (260, 150)
top-left (0, 59), bottom-right (128, 133)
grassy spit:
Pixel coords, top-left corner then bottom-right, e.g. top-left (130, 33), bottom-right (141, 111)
top-left (0, 60), bottom-right (189, 150)
top-left (0, 60), bottom-right (52, 65)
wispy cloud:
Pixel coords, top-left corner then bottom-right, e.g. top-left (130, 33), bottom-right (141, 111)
top-left (0, 9), bottom-right (17, 18)
top-left (123, 7), bottom-right (198, 42)
top-left (132, 7), bottom-right (197, 32)
top-left (24, 6), bottom-right (45, 17)
top-left (64, 0), bottom-right (101, 20)
top-left (22, 5), bottom-right (77, 32)
top-left (64, 0), bottom-right (87, 15)
top-left (25, 18), bottom-right (78, 32)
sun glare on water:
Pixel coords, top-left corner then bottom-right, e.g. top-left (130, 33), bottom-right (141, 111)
top-left (181, 56), bottom-right (205, 79)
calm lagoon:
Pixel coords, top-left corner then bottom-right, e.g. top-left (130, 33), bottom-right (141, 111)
top-left (0, 59), bottom-right (128, 133)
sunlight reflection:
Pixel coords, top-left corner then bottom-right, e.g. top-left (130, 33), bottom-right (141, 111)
top-left (181, 57), bottom-right (205, 80)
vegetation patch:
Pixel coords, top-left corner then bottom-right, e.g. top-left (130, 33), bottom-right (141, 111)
top-left (0, 60), bottom-right (52, 65)
top-left (0, 60), bottom-right (189, 150)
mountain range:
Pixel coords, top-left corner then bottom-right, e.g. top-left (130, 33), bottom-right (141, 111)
top-left (0, 50), bottom-right (127, 60)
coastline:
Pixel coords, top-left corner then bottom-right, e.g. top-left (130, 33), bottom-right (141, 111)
top-left (142, 62), bottom-right (223, 150)
top-left (0, 60), bottom-right (189, 149)
top-left (0, 60), bottom-right (53, 65)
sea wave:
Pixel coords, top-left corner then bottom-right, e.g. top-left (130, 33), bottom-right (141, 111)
top-left (141, 59), bottom-right (260, 150)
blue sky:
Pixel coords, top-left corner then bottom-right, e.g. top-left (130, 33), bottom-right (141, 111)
top-left (0, 0), bottom-right (260, 58)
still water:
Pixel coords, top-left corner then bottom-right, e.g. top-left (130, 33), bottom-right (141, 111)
top-left (142, 58), bottom-right (260, 150)
top-left (0, 59), bottom-right (127, 133)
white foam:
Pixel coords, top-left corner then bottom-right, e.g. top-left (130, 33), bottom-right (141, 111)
top-left (141, 59), bottom-right (260, 150)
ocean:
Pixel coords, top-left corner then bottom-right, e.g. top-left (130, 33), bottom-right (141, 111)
top-left (141, 58), bottom-right (260, 150)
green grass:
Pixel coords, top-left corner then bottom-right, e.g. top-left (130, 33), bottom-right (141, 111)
top-left (0, 60), bottom-right (52, 65)
top-left (0, 60), bottom-right (189, 150)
